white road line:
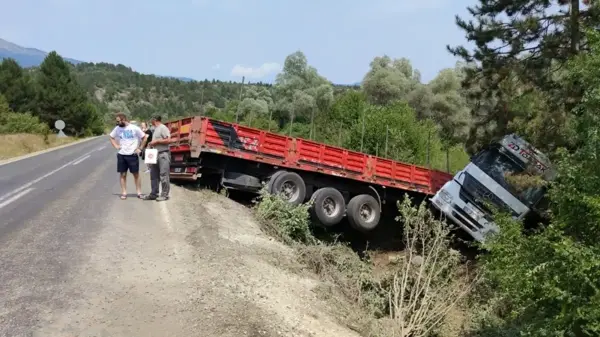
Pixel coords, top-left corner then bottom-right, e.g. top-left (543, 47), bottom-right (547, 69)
top-left (0, 188), bottom-right (34, 209)
top-left (72, 154), bottom-right (90, 165)
top-left (158, 199), bottom-right (180, 258)
top-left (158, 201), bottom-right (174, 232)
top-left (72, 153), bottom-right (91, 162)
top-left (0, 156), bottom-right (85, 202)
top-left (96, 146), bottom-right (106, 151)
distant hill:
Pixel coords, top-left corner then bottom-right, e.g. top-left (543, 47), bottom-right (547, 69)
top-left (0, 38), bottom-right (364, 85)
top-left (0, 37), bottom-right (194, 82)
top-left (0, 38), bottom-right (82, 68)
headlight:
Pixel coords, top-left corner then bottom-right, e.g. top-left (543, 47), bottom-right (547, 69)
top-left (438, 189), bottom-right (453, 204)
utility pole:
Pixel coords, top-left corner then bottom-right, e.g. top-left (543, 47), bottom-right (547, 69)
top-left (427, 129), bottom-right (431, 168)
top-left (309, 107), bottom-right (315, 140)
top-left (360, 107), bottom-right (365, 152)
top-left (200, 88), bottom-right (205, 114)
top-left (385, 126), bottom-right (389, 157)
top-left (236, 76), bottom-right (245, 123)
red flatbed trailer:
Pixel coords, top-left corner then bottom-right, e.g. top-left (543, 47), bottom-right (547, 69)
top-left (165, 116), bottom-right (453, 231)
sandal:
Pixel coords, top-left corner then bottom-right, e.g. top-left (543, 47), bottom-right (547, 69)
top-left (120, 194), bottom-right (127, 200)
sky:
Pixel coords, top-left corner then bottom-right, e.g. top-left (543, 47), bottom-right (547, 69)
top-left (0, 0), bottom-right (477, 84)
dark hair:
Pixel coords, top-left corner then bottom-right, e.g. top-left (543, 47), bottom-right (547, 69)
top-left (151, 115), bottom-right (162, 122)
top-left (115, 112), bottom-right (127, 121)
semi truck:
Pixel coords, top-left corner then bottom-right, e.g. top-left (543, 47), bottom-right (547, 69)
top-left (430, 134), bottom-right (556, 242)
top-left (164, 116), bottom-right (554, 241)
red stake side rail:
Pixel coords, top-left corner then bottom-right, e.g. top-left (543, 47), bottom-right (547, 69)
top-left (166, 116), bottom-right (453, 196)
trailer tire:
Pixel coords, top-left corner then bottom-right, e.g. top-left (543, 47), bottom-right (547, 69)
top-left (347, 194), bottom-right (381, 232)
top-left (266, 170), bottom-right (287, 193)
top-left (271, 171), bottom-right (306, 206)
top-left (310, 187), bottom-right (345, 227)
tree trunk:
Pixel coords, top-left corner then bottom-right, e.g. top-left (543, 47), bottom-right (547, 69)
top-left (570, 0), bottom-right (580, 54)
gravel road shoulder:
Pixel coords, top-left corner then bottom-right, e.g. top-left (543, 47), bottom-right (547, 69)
top-left (31, 179), bottom-right (359, 337)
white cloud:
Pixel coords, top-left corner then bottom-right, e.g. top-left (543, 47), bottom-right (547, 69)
top-left (212, 63), bottom-right (220, 70)
top-left (230, 62), bottom-right (281, 79)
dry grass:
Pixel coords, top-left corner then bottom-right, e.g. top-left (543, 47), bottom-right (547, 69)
top-left (0, 133), bottom-right (80, 160)
top-left (254, 189), bottom-right (480, 337)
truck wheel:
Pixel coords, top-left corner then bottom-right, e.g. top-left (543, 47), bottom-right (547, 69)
top-left (266, 170), bottom-right (287, 193)
top-left (347, 194), bottom-right (381, 232)
top-left (271, 171), bottom-right (306, 206)
top-left (310, 187), bottom-right (345, 227)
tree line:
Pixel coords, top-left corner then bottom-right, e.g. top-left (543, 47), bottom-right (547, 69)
top-left (0, 49), bottom-right (474, 173)
top-left (3, 0), bottom-right (600, 333)
top-left (0, 52), bottom-right (104, 136)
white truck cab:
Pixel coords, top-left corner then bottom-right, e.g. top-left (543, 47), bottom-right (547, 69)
top-left (431, 134), bottom-right (555, 242)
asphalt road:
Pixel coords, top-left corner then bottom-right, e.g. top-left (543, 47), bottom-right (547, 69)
top-left (0, 136), bottom-right (166, 336)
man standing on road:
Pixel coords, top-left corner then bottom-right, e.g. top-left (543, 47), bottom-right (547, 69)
top-left (144, 115), bottom-right (171, 201)
top-left (109, 112), bottom-right (148, 200)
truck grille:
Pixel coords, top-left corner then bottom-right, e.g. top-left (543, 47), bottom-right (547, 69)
top-left (460, 174), bottom-right (517, 217)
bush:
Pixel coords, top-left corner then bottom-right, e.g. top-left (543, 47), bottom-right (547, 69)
top-left (465, 30), bottom-right (600, 336)
top-left (254, 189), bottom-right (477, 337)
top-left (0, 112), bottom-right (50, 135)
top-left (254, 187), bottom-right (316, 245)
top-left (0, 95), bottom-right (49, 135)
top-left (371, 197), bottom-right (478, 337)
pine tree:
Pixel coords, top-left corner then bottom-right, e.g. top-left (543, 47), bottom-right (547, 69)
top-left (0, 58), bottom-right (36, 113)
top-left (35, 51), bottom-right (100, 135)
top-left (448, 0), bottom-right (600, 152)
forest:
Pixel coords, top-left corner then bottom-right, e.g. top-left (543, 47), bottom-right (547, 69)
top-left (2, 0), bottom-right (600, 334)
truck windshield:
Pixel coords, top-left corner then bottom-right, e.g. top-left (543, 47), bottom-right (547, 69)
top-left (473, 147), bottom-right (545, 206)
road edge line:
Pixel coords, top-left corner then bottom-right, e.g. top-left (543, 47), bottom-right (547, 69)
top-left (0, 187), bottom-right (35, 209)
top-left (0, 135), bottom-right (104, 167)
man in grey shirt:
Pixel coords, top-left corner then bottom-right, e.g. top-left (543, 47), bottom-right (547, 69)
top-left (144, 115), bottom-right (172, 201)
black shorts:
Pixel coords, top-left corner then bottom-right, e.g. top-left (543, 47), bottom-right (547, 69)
top-left (117, 153), bottom-right (140, 173)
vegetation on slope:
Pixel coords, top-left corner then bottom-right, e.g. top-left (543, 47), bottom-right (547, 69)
top-left (253, 1), bottom-right (600, 336)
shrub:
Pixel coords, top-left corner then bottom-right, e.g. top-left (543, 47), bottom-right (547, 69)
top-left (254, 187), bottom-right (316, 245)
top-left (254, 189), bottom-right (477, 337)
top-left (375, 197), bottom-right (479, 337)
top-left (0, 95), bottom-right (49, 135)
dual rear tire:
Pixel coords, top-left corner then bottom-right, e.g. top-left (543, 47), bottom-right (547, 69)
top-left (310, 187), bottom-right (345, 227)
top-left (267, 170), bottom-right (381, 231)
top-left (268, 171), bottom-right (306, 206)
top-left (346, 194), bottom-right (380, 232)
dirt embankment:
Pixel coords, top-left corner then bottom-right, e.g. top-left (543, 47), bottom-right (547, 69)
top-left (169, 187), bottom-right (360, 337)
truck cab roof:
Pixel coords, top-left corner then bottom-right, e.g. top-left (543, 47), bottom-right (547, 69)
top-left (499, 134), bottom-right (556, 180)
